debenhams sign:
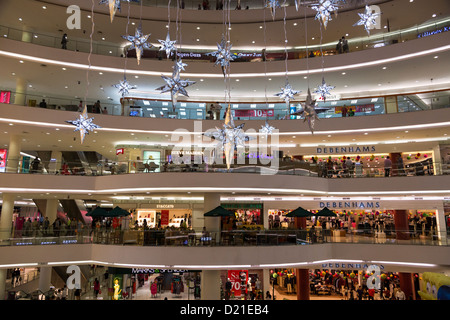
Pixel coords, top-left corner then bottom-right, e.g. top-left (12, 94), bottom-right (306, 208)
top-left (316, 145), bottom-right (376, 154)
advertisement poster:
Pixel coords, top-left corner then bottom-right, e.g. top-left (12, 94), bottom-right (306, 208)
top-left (0, 91), bottom-right (11, 104)
top-left (160, 210), bottom-right (169, 226)
top-left (227, 270), bottom-right (248, 298)
top-left (0, 149), bottom-right (7, 173)
top-left (21, 156), bottom-right (30, 173)
top-left (336, 104), bottom-right (375, 114)
top-left (143, 150), bottom-right (161, 172)
top-left (234, 109), bottom-right (274, 118)
top-left (112, 275), bottom-right (123, 300)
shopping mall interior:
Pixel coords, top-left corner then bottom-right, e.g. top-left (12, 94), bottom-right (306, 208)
top-left (0, 0), bottom-right (449, 303)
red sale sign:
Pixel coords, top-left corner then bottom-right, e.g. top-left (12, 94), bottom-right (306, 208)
top-left (227, 270), bottom-right (248, 297)
top-left (233, 109), bottom-right (274, 118)
top-left (0, 149), bottom-right (7, 173)
top-left (160, 210), bottom-right (169, 226)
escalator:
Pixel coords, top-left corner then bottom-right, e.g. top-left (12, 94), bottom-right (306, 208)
top-left (59, 199), bottom-right (84, 222)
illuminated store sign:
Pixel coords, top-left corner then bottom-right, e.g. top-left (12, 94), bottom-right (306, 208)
top-left (156, 204), bottom-right (175, 209)
top-left (132, 268), bottom-right (189, 274)
top-left (316, 146), bottom-right (376, 154)
top-left (320, 262), bottom-right (385, 270)
top-left (417, 26), bottom-right (450, 38)
top-left (319, 201), bottom-right (381, 209)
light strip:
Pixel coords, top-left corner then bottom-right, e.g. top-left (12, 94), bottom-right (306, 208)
top-left (47, 260), bottom-right (106, 265)
top-left (113, 263), bottom-right (166, 268)
top-left (0, 263), bottom-right (39, 268)
top-left (1, 44), bottom-right (449, 78)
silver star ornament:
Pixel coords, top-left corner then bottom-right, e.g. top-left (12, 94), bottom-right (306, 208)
top-left (266, 0), bottom-right (281, 20)
top-left (158, 32), bottom-right (177, 58)
top-left (259, 120), bottom-right (276, 136)
top-left (122, 25), bottom-right (152, 65)
top-left (66, 105), bottom-right (101, 144)
top-left (310, 0), bottom-right (342, 29)
top-left (353, 5), bottom-right (381, 35)
top-left (208, 37), bottom-right (236, 77)
top-left (99, 0), bottom-right (140, 23)
top-left (292, 88), bottom-right (320, 134)
top-left (113, 78), bottom-right (137, 97)
top-left (156, 66), bottom-right (196, 107)
top-left (313, 77), bottom-right (335, 102)
top-left (275, 82), bottom-right (301, 105)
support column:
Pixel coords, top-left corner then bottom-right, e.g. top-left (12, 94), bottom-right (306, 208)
top-left (263, 269), bottom-right (271, 300)
top-left (48, 151), bottom-right (62, 174)
top-left (13, 77), bottom-right (27, 106)
top-left (432, 144), bottom-right (442, 175)
top-left (38, 267), bottom-right (52, 293)
top-left (263, 205), bottom-right (269, 230)
top-left (6, 135), bottom-right (21, 173)
top-left (435, 205), bottom-right (447, 244)
top-left (389, 152), bottom-right (402, 177)
top-left (191, 203), bottom-right (204, 232)
top-left (384, 96), bottom-right (398, 114)
top-left (296, 269), bottom-right (310, 300)
top-left (201, 270), bottom-right (221, 300)
top-left (0, 270), bottom-right (7, 300)
top-left (0, 194), bottom-right (15, 240)
top-left (45, 199), bottom-right (59, 223)
top-left (393, 210), bottom-right (410, 241)
top-left (399, 272), bottom-right (413, 300)
top-left (204, 193), bottom-right (221, 244)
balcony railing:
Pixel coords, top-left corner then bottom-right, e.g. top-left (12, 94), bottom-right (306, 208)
top-left (2, 157), bottom-right (449, 179)
top-left (0, 226), bottom-right (448, 247)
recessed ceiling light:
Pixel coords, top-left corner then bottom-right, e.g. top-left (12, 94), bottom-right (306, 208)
top-left (364, 132), bottom-right (368, 135)
top-left (11, 72), bottom-right (15, 76)
top-left (268, 78), bottom-right (272, 81)
top-left (64, 86), bottom-right (68, 89)
top-left (259, 26), bottom-right (263, 29)
top-left (102, 37), bottom-right (105, 40)
top-left (293, 23), bottom-right (297, 26)
top-left (252, 41), bottom-right (255, 44)
top-left (18, 18), bottom-right (22, 21)
top-left (87, 15), bottom-right (91, 18)
top-left (62, 67), bottom-right (66, 70)
top-left (432, 14), bottom-right (436, 18)
top-left (134, 75), bottom-right (139, 78)
top-left (303, 76), bottom-right (307, 79)
top-left (312, 37), bottom-right (315, 40)
top-left (196, 27), bottom-right (200, 30)
top-left (345, 33), bottom-right (349, 36)
top-left (236, 79), bottom-right (240, 82)
top-left (342, 72), bottom-right (346, 75)
top-left (131, 22), bottom-right (135, 25)
top-left (200, 79), bottom-right (204, 81)
top-left (99, 72), bottom-right (103, 75)
top-left (196, 38), bottom-right (200, 41)
top-left (434, 56), bottom-right (438, 59)
top-left (42, 6), bottom-right (47, 9)
top-left (19, 60), bottom-right (24, 63)
top-left (382, 66), bottom-right (387, 70)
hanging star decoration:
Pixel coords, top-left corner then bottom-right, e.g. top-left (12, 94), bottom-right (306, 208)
top-left (266, 0), bottom-right (281, 20)
top-left (99, 0), bottom-right (140, 23)
top-left (294, 0), bottom-right (301, 11)
top-left (207, 37), bottom-right (236, 77)
top-left (173, 59), bottom-right (188, 73)
top-left (66, 105), bottom-right (101, 144)
top-left (203, 105), bottom-right (254, 170)
top-left (122, 25), bottom-right (152, 65)
top-left (310, 0), bottom-right (341, 29)
top-left (313, 77), bottom-right (335, 102)
top-left (113, 78), bottom-right (137, 97)
top-left (291, 88), bottom-right (319, 133)
top-left (353, 5), bottom-right (381, 35)
top-left (275, 82), bottom-right (301, 106)
top-left (259, 120), bottom-right (276, 136)
top-left (156, 60), bottom-right (196, 107)
top-left (158, 32), bottom-right (177, 58)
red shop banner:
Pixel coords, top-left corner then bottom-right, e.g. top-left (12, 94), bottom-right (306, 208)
top-left (233, 109), bottom-right (274, 118)
top-left (227, 270), bottom-right (248, 297)
top-left (0, 149), bottom-right (7, 172)
top-left (160, 210), bottom-right (169, 226)
top-left (0, 91), bottom-right (11, 104)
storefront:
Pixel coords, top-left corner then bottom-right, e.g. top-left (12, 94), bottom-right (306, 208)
top-left (221, 269), bottom-right (264, 300)
top-left (135, 204), bottom-right (192, 228)
top-left (221, 203), bottom-right (264, 230)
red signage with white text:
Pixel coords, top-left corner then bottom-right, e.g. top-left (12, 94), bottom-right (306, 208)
top-left (160, 210), bottom-right (169, 226)
top-left (227, 270), bottom-right (248, 297)
top-left (233, 109), bottom-right (274, 118)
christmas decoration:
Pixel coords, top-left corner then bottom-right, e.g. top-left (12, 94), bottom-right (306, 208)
top-left (122, 25), bottom-right (152, 65)
top-left (66, 105), bottom-right (101, 144)
top-left (353, 5), bottom-right (381, 36)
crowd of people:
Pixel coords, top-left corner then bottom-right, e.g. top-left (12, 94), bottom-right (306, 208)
top-left (20, 216), bottom-right (85, 237)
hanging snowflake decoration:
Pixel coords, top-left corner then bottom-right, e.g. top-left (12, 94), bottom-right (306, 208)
top-left (204, 105), bottom-right (254, 170)
top-left (353, 5), bottom-right (381, 35)
top-left (113, 78), bottom-right (137, 97)
top-left (313, 77), bottom-right (335, 102)
top-left (66, 105), bottom-right (101, 144)
top-left (275, 82), bottom-right (301, 105)
top-left (259, 120), bottom-right (276, 136)
top-left (207, 37), bottom-right (236, 77)
top-left (173, 59), bottom-right (188, 74)
top-left (99, 0), bottom-right (140, 23)
top-left (122, 25), bottom-right (152, 65)
top-left (291, 88), bottom-right (319, 133)
top-left (266, 0), bottom-right (281, 20)
top-left (156, 66), bottom-right (196, 107)
top-left (310, 0), bottom-right (341, 29)
top-left (158, 32), bottom-right (177, 58)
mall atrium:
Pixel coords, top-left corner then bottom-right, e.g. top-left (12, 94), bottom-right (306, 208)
top-left (0, 0), bottom-right (449, 302)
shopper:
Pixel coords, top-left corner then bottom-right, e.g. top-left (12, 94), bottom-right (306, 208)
top-left (39, 99), bottom-right (47, 108)
top-left (77, 100), bottom-right (83, 112)
top-left (336, 38), bottom-right (343, 54)
top-left (384, 156), bottom-right (392, 177)
top-left (341, 105), bottom-right (347, 117)
top-left (342, 36), bottom-right (349, 53)
top-left (94, 278), bottom-right (100, 298)
top-left (396, 288), bottom-right (406, 300)
top-left (61, 33), bottom-right (68, 49)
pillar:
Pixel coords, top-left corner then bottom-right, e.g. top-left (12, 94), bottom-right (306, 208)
top-left (263, 206), bottom-right (269, 230)
top-left (435, 205), bottom-right (447, 244)
top-left (432, 144), bottom-right (442, 175)
top-left (6, 135), bottom-right (21, 173)
top-left (384, 96), bottom-right (398, 114)
top-left (38, 267), bottom-right (52, 293)
top-left (296, 269), bottom-right (310, 300)
top-left (201, 270), bottom-right (221, 300)
top-left (399, 272), bottom-right (414, 300)
top-left (204, 193), bottom-right (221, 243)
top-left (0, 194), bottom-right (15, 240)
top-left (13, 77), bottom-right (27, 106)
top-left (45, 199), bottom-right (59, 223)
top-left (393, 210), bottom-right (410, 241)
top-left (48, 151), bottom-right (62, 174)
top-left (0, 270), bottom-right (7, 300)
top-left (191, 203), bottom-right (204, 232)
top-left (389, 152), bottom-right (402, 177)
top-left (21, 27), bottom-right (33, 43)
top-left (263, 269), bottom-right (271, 299)
top-left (295, 217), bottom-right (307, 229)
